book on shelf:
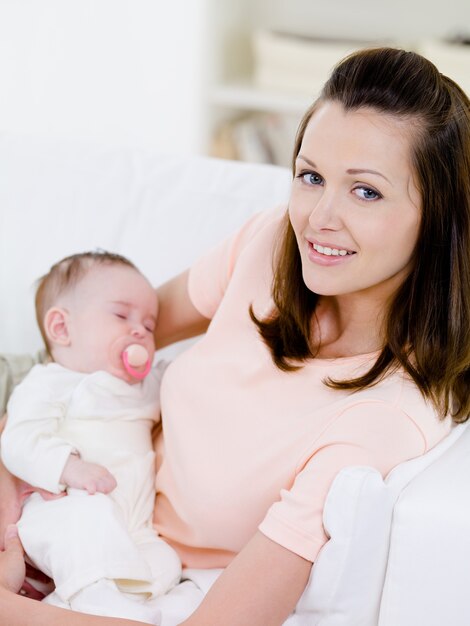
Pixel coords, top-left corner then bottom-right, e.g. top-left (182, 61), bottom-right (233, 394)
top-left (252, 30), bottom-right (470, 97)
top-left (210, 113), bottom-right (300, 167)
top-left (252, 30), bottom-right (385, 96)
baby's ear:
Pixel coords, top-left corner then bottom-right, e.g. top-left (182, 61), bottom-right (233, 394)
top-left (44, 307), bottom-right (70, 346)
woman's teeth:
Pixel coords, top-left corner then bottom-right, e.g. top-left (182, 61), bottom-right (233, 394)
top-left (313, 243), bottom-right (354, 256)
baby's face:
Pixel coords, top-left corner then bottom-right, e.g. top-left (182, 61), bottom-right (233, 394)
top-left (58, 264), bottom-right (157, 383)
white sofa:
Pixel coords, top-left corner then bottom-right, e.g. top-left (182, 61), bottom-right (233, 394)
top-left (1, 133), bottom-right (469, 625)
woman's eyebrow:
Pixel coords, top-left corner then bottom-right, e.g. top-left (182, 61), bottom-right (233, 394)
top-left (296, 154), bottom-right (317, 168)
top-left (346, 168), bottom-right (391, 184)
top-left (297, 154), bottom-right (390, 184)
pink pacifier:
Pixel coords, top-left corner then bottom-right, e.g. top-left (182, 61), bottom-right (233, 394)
top-left (122, 344), bottom-right (152, 380)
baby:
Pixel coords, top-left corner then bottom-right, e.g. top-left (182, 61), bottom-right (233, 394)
top-left (1, 251), bottom-right (181, 624)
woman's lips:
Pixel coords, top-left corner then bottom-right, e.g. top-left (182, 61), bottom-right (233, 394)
top-left (306, 240), bottom-right (356, 266)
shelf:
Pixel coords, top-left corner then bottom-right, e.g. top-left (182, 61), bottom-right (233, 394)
top-left (210, 80), bottom-right (314, 115)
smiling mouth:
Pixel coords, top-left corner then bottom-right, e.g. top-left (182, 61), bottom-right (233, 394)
top-left (312, 243), bottom-right (355, 257)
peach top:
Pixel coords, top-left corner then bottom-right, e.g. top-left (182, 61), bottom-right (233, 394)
top-left (153, 207), bottom-right (450, 569)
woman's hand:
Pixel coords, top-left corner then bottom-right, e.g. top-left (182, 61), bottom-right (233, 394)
top-left (0, 454), bottom-right (25, 551)
top-left (0, 418), bottom-right (57, 600)
top-left (0, 525), bottom-right (25, 594)
top-left (0, 529), bottom-right (143, 624)
top-left (0, 458), bottom-right (55, 599)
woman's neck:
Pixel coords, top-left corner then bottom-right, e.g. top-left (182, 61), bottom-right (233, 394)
top-left (312, 294), bottom-right (387, 359)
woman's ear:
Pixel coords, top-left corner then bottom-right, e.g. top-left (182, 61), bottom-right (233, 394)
top-left (44, 307), bottom-right (71, 347)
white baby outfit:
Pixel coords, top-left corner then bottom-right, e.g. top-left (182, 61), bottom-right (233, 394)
top-left (1, 362), bottom-right (181, 621)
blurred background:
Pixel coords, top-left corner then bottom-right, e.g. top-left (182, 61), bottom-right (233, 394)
top-left (0, 0), bottom-right (469, 166)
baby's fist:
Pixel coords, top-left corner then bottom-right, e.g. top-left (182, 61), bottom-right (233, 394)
top-left (60, 455), bottom-right (117, 494)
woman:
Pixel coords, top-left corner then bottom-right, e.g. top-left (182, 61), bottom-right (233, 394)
top-left (1, 47), bottom-right (470, 625)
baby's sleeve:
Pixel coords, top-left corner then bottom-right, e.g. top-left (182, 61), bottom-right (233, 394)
top-left (188, 207), bottom-right (286, 319)
top-left (1, 369), bottom-right (75, 493)
top-left (258, 401), bottom-right (427, 562)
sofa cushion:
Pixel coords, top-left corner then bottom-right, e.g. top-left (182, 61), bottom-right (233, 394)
top-left (295, 423), bottom-right (467, 625)
top-left (0, 133), bottom-right (291, 354)
top-left (378, 421), bottom-right (470, 626)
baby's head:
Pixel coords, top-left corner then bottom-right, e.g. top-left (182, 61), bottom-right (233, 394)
top-left (36, 251), bottom-right (157, 383)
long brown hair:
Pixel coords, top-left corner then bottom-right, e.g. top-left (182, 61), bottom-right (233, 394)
top-left (251, 47), bottom-right (470, 422)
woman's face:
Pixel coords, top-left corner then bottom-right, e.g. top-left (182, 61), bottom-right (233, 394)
top-left (289, 101), bottom-right (421, 305)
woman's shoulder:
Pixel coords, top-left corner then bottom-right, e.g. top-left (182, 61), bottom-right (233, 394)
top-left (187, 206), bottom-right (287, 319)
top-left (228, 205), bottom-right (287, 257)
top-left (340, 369), bottom-right (452, 452)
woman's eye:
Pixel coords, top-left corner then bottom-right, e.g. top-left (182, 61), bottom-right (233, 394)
top-left (354, 186), bottom-right (382, 201)
top-left (299, 171), bottom-right (323, 186)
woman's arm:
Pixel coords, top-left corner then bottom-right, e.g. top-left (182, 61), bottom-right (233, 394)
top-left (0, 592), bottom-right (148, 626)
top-left (182, 531), bottom-right (312, 626)
top-left (154, 270), bottom-right (210, 349)
top-left (0, 528), bottom-right (310, 626)
top-left (0, 536), bottom-right (310, 626)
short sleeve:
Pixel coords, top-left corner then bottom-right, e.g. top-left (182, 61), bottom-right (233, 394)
top-left (258, 401), bottom-right (427, 562)
top-left (188, 207), bottom-right (286, 319)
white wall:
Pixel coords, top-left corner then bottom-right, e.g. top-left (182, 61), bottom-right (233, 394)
top-left (0, 0), bottom-right (468, 155)
top-left (0, 0), bottom-right (209, 153)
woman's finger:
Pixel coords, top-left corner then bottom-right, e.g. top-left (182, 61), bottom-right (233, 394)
top-left (25, 563), bottom-right (51, 584)
top-left (18, 480), bottom-right (65, 503)
top-left (19, 579), bottom-right (46, 600)
top-left (4, 524), bottom-right (23, 556)
top-left (0, 524), bottom-right (26, 594)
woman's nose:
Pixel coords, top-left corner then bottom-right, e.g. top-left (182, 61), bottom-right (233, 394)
top-left (308, 190), bottom-right (342, 230)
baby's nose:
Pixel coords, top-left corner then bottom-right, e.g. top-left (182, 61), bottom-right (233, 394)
top-left (131, 325), bottom-right (145, 337)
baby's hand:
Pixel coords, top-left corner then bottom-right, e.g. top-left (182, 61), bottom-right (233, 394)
top-left (60, 454), bottom-right (117, 495)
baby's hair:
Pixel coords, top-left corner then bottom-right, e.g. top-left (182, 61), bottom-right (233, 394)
top-left (35, 250), bottom-right (137, 355)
